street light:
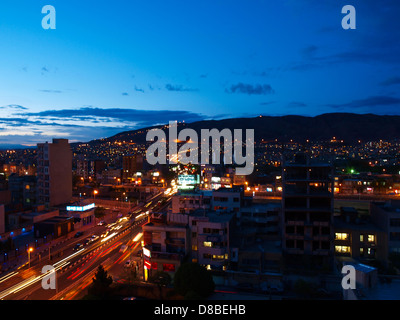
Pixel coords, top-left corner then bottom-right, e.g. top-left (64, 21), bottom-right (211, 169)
top-left (28, 247), bottom-right (33, 267)
top-left (94, 190), bottom-right (98, 201)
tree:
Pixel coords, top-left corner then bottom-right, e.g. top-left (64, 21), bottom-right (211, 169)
top-left (86, 265), bottom-right (113, 299)
top-left (173, 263), bottom-right (215, 299)
top-left (293, 279), bottom-right (316, 299)
top-left (94, 206), bottom-right (106, 219)
top-left (150, 271), bottom-right (171, 299)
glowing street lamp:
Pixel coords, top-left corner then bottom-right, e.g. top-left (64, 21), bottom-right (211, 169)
top-left (28, 247), bottom-right (34, 267)
top-left (94, 190), bottom-right (98, 201)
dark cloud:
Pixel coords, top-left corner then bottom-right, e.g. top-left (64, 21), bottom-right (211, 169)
top-left (380, 77), bottom-right (400, 87)
top-left (301, 45), bottom-right (318, 59)
top-left (121, 92), bottom-right (129, 96)
top-left (165, 84), bottom-right (198, 92)
top-left (288, 101), bottom-right (308, 108)
top-left (259, 101), bottom-right (276, 106)
top-left (20, 107), bottom-right (205, 127)
top-left (134, 86), bottom-right (145, 93)
top-left (326, 96), bottom-right (400, 111)
top-left (0, 104), bottom-right (28, 110)
top-left (225, 83), bottom-right (274, 95)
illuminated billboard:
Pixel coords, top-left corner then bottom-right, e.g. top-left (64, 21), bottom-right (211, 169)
top-left (178, 174), bottom-right (200, 189)
top-left (66, 203), bottom-right (95, 212)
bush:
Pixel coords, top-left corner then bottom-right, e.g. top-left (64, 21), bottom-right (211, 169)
top-left (173, 263), bottom-right (215, 299)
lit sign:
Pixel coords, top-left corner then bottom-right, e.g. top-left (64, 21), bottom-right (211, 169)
top-left (143, 247), bottom-right (151, 258)
top-left (178, 175), bottom-right (200, 189)
top-left (66, 203), bottom-right (95, 212)
top-left (144, 259), bottom-right (151, 269)
top-left (211, 177), bottom-right (221, 183)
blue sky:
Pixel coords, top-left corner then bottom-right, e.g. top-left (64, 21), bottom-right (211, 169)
top-left (0, 0), bottom-right (399, 145)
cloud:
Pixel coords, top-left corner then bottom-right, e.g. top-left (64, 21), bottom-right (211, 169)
top-left (326, 96), bottom-right (400, 111)
top-left (0, 104), bottom-right (28, 110)
top-left (380, 77), bottom-right (400, 87)
top-left (134, 86), bottom-right (145, 93)
top-left (122, 92), bottom-right (129, 96)
top-left (288, 101), bottom-right (308, 108)
top-left (301, 45), bottom-right (318, 59)
top-left (39, 89), bottom-right (63, 93)
top-left (259, 101), bottom-right (276, 106)
top-left (20, 107), bottom-right (205, 128)
top-left (165, 84), bottom-right (198, 92)
top-left (225, 83), bottom-right (274, 95)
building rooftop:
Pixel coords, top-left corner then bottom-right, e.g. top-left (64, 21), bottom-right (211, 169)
top-left (373, 200), bottom-right (400, 213)
top-left (334, 216), bottom-right (384, 232)
top-left (191, 209), bottom-right (235, 223)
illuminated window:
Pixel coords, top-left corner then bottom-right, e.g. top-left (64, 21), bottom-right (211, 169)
top-left (360, 235), bottom-right (364, 242)
top-left (335, 233), bottom-right (349, 240)
top-left (335, 246), bottom-right (351, 254)
top-left (212, 254), bottom-right (225, 260)
top-left (203, 241), bottom-right (212, 247)
top-left (368, 235), bottom-right (375, 242)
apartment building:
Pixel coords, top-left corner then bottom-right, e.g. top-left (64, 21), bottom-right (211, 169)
top-left (171, 190), bottom-right (212, 215)
top-left (142, 213), bottom-right (190, 278)
top-left (334, 211), bottom-right (388, 267)
top-left (37, 139), bottom-right (72, 207)
top-left (371, 200), bottom-right (400, 254)
top-left (189, 211), bottom-right (234, 271)
top-left (282, 153), bottom-right (334, 270)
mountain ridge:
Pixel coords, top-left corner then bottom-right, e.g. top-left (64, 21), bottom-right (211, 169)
top-left (75, 112), bottom-right (400, 146)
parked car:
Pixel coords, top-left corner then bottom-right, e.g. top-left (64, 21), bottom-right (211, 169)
top-left (83, 238), bottom-right (92, 246)
top-left (74, 231), bottom-right (84, 238)
top-left (97, 220), bottom-right (107, 226)
top-left (73, 243), bottom-right (83, 251)
top-left (90, 234), bottom-right (99, 242)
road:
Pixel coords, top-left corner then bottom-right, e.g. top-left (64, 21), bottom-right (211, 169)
top-left (0, 191), bottom-right (173, 300)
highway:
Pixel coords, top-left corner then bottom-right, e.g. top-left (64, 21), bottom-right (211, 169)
top-left (0, 190), bottom-right (174, 300)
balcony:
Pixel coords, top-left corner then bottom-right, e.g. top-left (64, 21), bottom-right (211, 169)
top-left (312, 249), bottom-right (331, 256)
top-left (286, 248), bottom-right (304, 255)
top-left (165, 238), bottom-right (185, 247)
top-left (150, 251), bottom-right (183, 261)
top-left (200, 246), bottom-right (226, 256)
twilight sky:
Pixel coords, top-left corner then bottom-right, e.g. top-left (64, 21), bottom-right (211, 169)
top-left (0, 0), bottom-right (399, 146)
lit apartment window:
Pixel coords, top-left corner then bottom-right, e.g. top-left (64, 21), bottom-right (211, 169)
top-left (368, 235), bottom-right (375, 242)
top-left (212, 255), bottom-right (225, 260)
top-left (335, 246), bottom-right (351, 254)
top-left (203, 242), bottom-right (212, 247)
top-left (335, 233), bottom-right (349, 240)
top-left (360, 234), bottom-right (364, 242)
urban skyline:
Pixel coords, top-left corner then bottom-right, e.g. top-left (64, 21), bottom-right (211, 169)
top-left (0, 1), bottom-right (399, 146)
top-left (0, 0), bottom-right (400, 305)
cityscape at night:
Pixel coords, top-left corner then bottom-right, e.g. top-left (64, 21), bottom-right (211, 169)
top-left (0, 0), bottom-right (399, 314)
